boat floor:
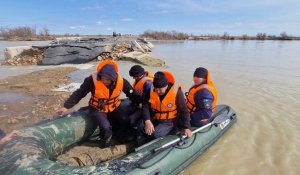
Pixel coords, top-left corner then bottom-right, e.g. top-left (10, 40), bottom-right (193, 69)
top-left (56, 138), bottom-right (134, 166)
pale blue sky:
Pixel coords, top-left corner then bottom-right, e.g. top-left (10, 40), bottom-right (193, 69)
top-left (1, 0), bottom-right (300, 36)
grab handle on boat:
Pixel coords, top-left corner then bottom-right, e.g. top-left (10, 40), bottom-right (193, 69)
top-left (33, 114), bottom-right (71, 126)
top-left (135, 137), bottom-right (163, 152)
top-left (153, 112), bottom-right (229, 153)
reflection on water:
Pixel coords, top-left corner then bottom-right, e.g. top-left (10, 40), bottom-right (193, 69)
top-left (151, 40), bottom-right (300, 175)
top-left (0, 92), bottom-right (33, 103)
top-left (152, 40), bottom-right (300, 80)
top-left (0, 40), bottom-right (299, 174)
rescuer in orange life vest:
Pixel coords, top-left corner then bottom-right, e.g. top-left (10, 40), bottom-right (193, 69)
top-left (186, 67), bottom-right (218, 127)
top-left (56, 60), bottom-right (139, 148)
top-left (136, 71), bottom-right (192, 146)
top-left (128, 65), bottom-right (153, 127)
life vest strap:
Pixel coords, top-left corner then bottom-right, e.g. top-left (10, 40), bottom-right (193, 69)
top-left (89, 95), bottom-right (120, 111)
top-left (153, 108), bottom-right (177, 114)
top-left (153, 108), bottom-right (177, 120)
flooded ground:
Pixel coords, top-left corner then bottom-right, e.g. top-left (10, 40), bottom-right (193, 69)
top-left (150, 40), bottom-right (300, 175)
top-left (0, 40), bottom-right (299, 174)
top-left (0, 91), bottom-right (33, 103)
top-left (0, 67), bottom-right (77, 132)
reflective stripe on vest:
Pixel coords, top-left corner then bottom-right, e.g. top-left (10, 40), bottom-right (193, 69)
top-left (149, 84), bottom-right (179, 120)
top-left (186, 83), bottom-right (217, 113)
top-left (88, 72), bottom-right (123, 113)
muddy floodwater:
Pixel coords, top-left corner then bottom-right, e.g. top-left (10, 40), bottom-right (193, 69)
top-left (0, 40), bottom-right (300, 175)
top-left (151, 40), bottom-right (300, 175)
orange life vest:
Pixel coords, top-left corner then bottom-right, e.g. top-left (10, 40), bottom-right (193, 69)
top-left (149, 71), bottom-right (179, 120)
top-left (88, 60), bottom-right (124, 113)
top-left (186, 71), bottom-right (218, 113)
top-left (132, 71), bottom-right (153, 96)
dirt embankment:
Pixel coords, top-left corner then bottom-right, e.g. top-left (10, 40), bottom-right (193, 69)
top-left (0, 67), bottom-right (77, 133)
top-left (0, 66), bottom-right (133, 165)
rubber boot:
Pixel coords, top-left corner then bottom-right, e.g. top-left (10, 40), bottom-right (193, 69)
top-left (99, 135), bottom-right (112, 148)
top-left (135, 135), bottom-right (148, 147)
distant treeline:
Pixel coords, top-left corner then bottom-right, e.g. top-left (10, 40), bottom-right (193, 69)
top-left (1, 26), bottom-right (299, 41)
top-left (141, 31), bottom-right (300, 40)
top-left (142, 30), bottom-right (189, 40)
top-left (0, 26), bottom-right (111, 41)
top-left (0, 26), bottom-right (55, 41)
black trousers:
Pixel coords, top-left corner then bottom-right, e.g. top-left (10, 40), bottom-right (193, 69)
top-left (91, 101), bottom-right (130, 142)
top-left (137, 119), bottom-right (175, 140)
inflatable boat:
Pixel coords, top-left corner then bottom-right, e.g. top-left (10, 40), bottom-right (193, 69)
top-left (0, 105), bottom-right (237, 175)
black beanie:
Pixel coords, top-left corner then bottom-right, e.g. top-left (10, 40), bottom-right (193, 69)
top-left (98, 64), bottom-right (117, 82)
top-left (153, 71), bottom-right (168, 88)
top-left (194, 67), bottom-right (208, 79)
top-left (129, 65), bottom-right (145, 77)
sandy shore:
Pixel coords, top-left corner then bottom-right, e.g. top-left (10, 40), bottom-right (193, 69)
top-left (0, 67), bottom-right (78, 133)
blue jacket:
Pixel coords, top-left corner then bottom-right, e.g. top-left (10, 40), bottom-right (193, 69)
top-left (190, 89), bottom-right (214, 127)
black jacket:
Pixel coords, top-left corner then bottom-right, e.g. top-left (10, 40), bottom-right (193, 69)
top-left (64, 75), bottom-right (139, 109)
top-left (142, 84), bottom-right (191, 129)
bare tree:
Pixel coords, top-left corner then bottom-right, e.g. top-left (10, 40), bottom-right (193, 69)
top-left (222, 32), bottom-right (230, 39)
top-left (280, 31), bottom-right (288, 40)
top-left (0, 27), bottom-right (9, 39)
top-left (43, 27), bottom-right (50, 36)
top-left (242, 34), bottom-right (248, 40)
top-left (141, 30), bottom-right (189, 40)
top-left (256, 33), bottom-right (266, 40)
top-left (39, 27), bottom-right (50, 36)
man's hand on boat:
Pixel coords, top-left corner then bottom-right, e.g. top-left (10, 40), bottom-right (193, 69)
top-left (184, 129), bottom-right (193, 138)
top-left (56, 107), bottom-right (68, 115)
top-left (145, 119), bottom-right (155, 135)
top-left (0, 130), bottom-right (21, 144)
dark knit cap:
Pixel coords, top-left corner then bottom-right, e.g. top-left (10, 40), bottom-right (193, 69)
top-left (98, 64), bottom-right (117, 82)
top-left (194, 67), bottom-right (208, 79)
top-left (153, 71), bottom-right (168, 88)
top-left (129, 65), bottom-right (145, 77)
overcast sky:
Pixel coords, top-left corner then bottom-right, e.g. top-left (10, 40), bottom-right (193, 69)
top-left (1, 0), bottom-right (300, 36)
